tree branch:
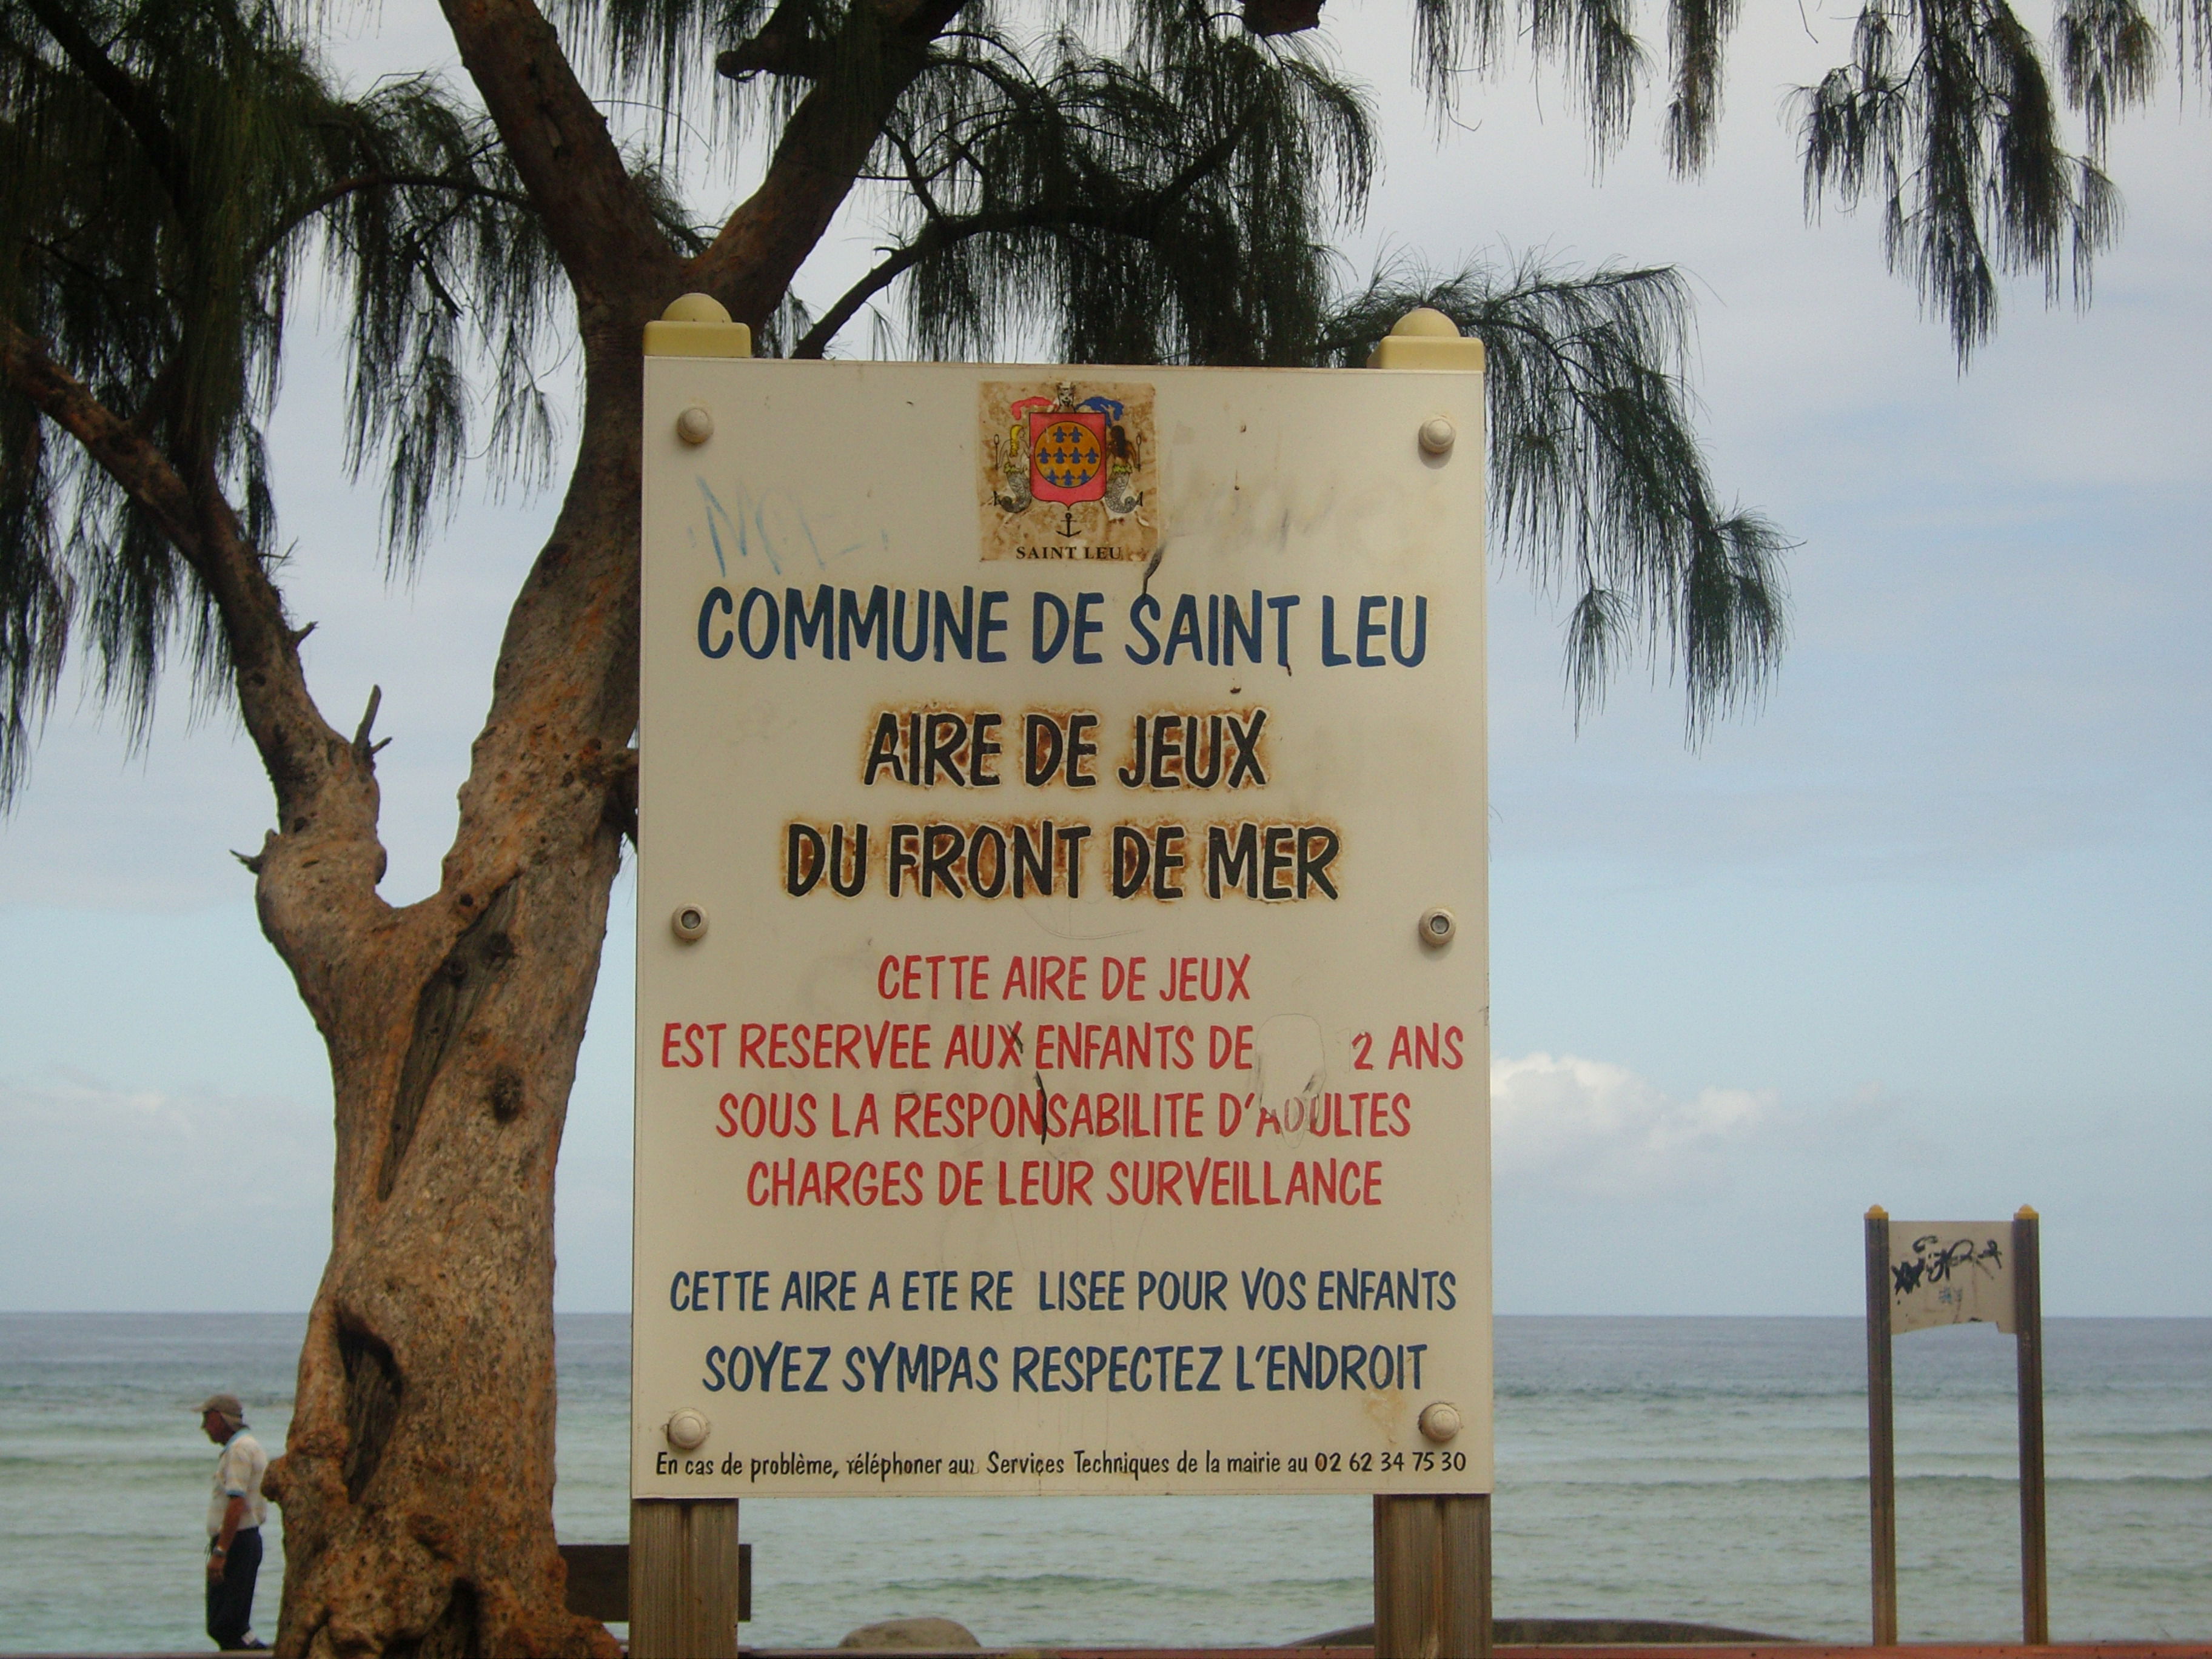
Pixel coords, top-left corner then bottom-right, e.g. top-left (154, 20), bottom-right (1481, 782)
top-left (688, 0), bottom-right (970, 327)
top-left (21, 0), bottom-right (192, 215)
top-left (434, 0), bottom-right (682, 309)
top-left (796, 236), bottom-right (936, 355)
top-left (251, 169), bottom-right (539, 268)
top-left (716, 0), bottom-right (834, 81)
top-left (797, 111), bottom-right (1261, 357)
top-left (0, 317), bottom-right (364, 834)
top-left (352, 683), bottom-right (387, 765)
top-left (1, 319), bottom-right (202, 553)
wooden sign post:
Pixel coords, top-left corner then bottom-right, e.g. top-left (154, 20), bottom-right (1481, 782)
top-left (1863, 1205), bottom-right (2047, 1646)
top-left (1375, 1490), bottom-right (1492, 1658)
top-left (627, 1496), bottom-right (742, 1657)
top-left (2013, 1208), bottom-right (2048, 1645)
top-left (1863, 1208), bottom-right (1898, 1646)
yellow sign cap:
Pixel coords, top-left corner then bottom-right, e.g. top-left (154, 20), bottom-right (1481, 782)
top-left (1369, 307), bottom-right (1485, 371)
top-left (645, 293), bottom-right (752, 358)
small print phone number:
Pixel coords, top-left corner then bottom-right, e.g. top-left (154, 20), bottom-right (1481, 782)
top-left (1306, 1450), bottom-right (1466, 1473)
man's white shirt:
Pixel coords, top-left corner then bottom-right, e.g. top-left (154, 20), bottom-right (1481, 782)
top-left (207, 1429), bottom-right (268, 1537)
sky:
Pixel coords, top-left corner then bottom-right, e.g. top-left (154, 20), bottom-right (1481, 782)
top-left (0, 2), bottom-right (2204, 1317)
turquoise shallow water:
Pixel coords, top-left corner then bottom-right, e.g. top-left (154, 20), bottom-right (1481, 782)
top-left (0, 1314), bottom-right (2204, 1651)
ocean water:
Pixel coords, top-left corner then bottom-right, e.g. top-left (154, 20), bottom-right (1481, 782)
top-left (0, 1314), bottom-right (2204, 1652)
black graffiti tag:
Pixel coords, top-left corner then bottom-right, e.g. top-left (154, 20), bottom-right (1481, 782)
top-left (1892, 1233), bottom-right (2003, 1301)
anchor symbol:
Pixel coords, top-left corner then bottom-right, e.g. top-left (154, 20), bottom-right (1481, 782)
top-left (1059, 505), bottom-right (1081, 538)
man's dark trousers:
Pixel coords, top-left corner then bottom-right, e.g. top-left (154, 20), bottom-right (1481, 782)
top-left (205, 1526), bottom-right (261, 1649)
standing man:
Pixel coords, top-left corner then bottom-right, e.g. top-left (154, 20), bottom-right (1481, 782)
top-left (195, 1392), bottom-right (269, 1652)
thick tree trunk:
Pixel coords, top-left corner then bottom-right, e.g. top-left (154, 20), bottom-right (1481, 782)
top-left (257, 315), bottom-right (651, 1659)
top-left (62, 0), bottom-right (965, 1643)
top-left (262, 851), bottom-right (623, 1659)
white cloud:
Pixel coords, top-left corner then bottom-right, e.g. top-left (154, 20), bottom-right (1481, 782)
top-left (1491, 1051), bottom-right (1775, 1197)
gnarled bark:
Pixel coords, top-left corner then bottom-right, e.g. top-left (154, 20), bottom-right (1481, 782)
top-left (258, 309), bottom-right (654, 1659)
top-left (261, 844), bottom-right (623, 1659)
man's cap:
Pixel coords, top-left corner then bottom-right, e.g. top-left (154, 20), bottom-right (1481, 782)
top-left (196, 1392), bottom-right (244, 1420)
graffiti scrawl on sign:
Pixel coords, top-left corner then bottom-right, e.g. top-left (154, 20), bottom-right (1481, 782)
top-left (1889, 1222), bottom-right (2016, 1333)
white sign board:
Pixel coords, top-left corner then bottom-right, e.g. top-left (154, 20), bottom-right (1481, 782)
top-left (1889, 1222), bottom-right (2017, 1335)
top-left (634, 355), bottom-right (1490, 1498)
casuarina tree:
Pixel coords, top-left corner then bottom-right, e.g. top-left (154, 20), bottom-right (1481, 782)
top-left (2, 0), bottom-right (2199, 1652)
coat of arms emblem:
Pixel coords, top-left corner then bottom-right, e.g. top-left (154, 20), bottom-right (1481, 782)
top-left (978, 379), bottom-right (1158, 563)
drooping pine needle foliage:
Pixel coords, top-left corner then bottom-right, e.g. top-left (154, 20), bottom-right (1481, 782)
top-left (850, 18), bottom-right (1373, 366)
top-left (0, 0), bottom-right (565, 799)
top-left (1799, 0), bottom-right (2208, 363)
top-left (1323, 261), bottom-right (1787, 736)
top-left (563, 0), bottom-right (1376, 366)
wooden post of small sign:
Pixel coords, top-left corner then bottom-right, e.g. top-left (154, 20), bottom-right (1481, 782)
top-left (2014, 1206), bottom-right (2048, 1644)
top-left (628, 1496), bottom-right (740, 1659)
top-left (1374, 1493), bottom-right (1491, 1659)
top-left (1865, 1205), bottom-right (1899, 1647)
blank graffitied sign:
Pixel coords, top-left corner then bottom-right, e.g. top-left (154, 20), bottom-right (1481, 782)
top-left (633, 360), bottom-right (1490, 1499)
top-left (1887, 1222), bottom-right (2018, 1335)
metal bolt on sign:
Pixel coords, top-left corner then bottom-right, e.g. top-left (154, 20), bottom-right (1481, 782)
top-left (1419, 907), bottom-right (1456, 947)
top-left (670, 905), bottom-right (708, 942)
top-left (1418, 416), bottom-right (1457, 455)
top-left (1418, 1401), bottom-right (1463, 1443)
top-left (675, 406), bottom-right (715, 445)
top-left (665, 1409), bottom-right (710, 1451)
